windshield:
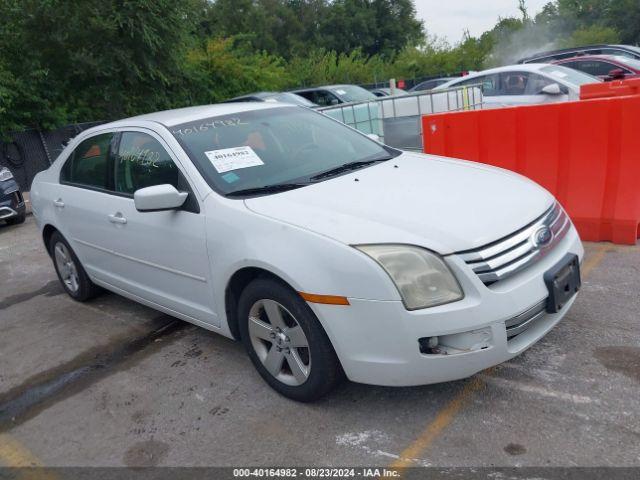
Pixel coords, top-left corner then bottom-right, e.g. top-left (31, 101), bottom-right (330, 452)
top-left (541, 65), bottom-right (600, 86)
top-left (330, 85), bottom-right (377, 102)
top-left (171, 107), bottom-right (398, 196)
top-left (262, 92), bottom-right (316, 106)
top-left (612, 56), bottom-right (640, 70)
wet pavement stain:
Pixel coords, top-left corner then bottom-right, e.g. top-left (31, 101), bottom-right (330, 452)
top-left (594, 346), bottom-right (640, 383)
top-left (123, 440), bottom-right (170, 467)
top-left (0, 280), bottom-right (64, 310)
top-left (184, 346), bottom-right (203, 358)
top-left (0, 315), bottom-right (187, 432)
top-left (504, 443), bottom-right (527, 455)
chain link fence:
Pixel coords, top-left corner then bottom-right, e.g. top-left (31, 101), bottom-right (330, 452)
top-left (0, 122), bottom-right (104, 191)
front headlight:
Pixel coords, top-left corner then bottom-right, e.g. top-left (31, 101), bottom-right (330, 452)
top-left (0, 167), bottom-right (13, 182)
top-left (355, 244), bottom-right (464, 310)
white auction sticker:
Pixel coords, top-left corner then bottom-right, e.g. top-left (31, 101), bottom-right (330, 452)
top-left (205, 146), bottom-right (264, 173)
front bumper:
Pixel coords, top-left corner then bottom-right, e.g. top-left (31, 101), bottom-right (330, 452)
top-left (310, 226), bottom-right (584, 387)
top-left (0, 183), bottom-right (25, 221)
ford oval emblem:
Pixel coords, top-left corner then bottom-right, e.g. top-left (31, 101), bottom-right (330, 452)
top-left (532, 226), bottom-right (553, 249)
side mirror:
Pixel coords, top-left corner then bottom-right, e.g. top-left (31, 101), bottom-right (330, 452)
top-left (366, 133), bottom-right (381, 142)
top-left (541, 83), bottom-right (562, 95)
top-left (608, 68), bottom-right (626, 80)
top-left (134, 184), bottom-right (188, 212)
top-left (329, 98), bottom-right (340, 106)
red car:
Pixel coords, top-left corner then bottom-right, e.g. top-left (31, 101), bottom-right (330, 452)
top-left (553, 55), bottom-right (640, 81)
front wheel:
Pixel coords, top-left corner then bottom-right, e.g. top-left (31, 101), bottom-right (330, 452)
top-left (238, 277), bottom-right (342, 402)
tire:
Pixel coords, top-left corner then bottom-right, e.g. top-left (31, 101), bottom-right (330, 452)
top-left (238, 277), bottom-right (342, 402)
top-left (49, 231), bottom-right (101, 301)
top-left (5, 211), bottom-right (26, 225)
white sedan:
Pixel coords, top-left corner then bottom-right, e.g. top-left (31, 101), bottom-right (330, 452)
top-left (435, 64), bottom-right (600, 108)
top-left (31, 103), bottom-right (583, 401)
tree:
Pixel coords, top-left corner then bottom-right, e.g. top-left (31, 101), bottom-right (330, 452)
top-left (606, 0), bottom-right (640, 44)
top-left (319, 0), bottom-right (423, 57)
top-left (0, 0), bottom-right (200, 131)
top-left (185, 38), bottom-right (289, 103)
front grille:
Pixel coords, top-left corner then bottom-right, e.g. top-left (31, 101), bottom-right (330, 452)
top-left (458, 202), bottom-right (571, 285)
top-left (505, 299), bottom-right (546, 338)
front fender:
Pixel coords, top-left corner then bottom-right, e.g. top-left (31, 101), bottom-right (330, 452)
top-left (205, 197), bottom-right (402, 335)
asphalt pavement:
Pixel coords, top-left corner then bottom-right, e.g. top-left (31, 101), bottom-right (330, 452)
top-left (1, 217), bottom-right (638, 468)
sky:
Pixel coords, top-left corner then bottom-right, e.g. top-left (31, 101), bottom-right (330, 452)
top-left (414, 0), bottom-right (550, 45)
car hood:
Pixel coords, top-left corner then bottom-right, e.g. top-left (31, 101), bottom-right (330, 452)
top-left (244, 152), bottom-right (554, 254)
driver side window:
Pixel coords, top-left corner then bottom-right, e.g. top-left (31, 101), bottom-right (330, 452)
top-left (312, 90), bottom-right (340, 106)
top-left (500, 72), bottom-right (531, 96)
top-left (524, 73), bottom-right (566, 95)
top-left (114, 131), bottom-right (199, 213)
top-left (114, 132), bottom-right (179, 195)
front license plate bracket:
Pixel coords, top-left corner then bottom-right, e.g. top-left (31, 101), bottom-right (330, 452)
top-left (544, 253), bottom-right (581, 314)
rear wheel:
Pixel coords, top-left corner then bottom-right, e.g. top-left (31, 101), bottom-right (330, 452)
top-left (238, 277), bottom-right (342, 402)
top-left (49, 231), bottom-right (101, 301)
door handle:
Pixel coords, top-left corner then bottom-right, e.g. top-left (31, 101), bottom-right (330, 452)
top-left (53, 199), bottom-right (65, 208)
top-left (108, 213), bottom-right (127, 225)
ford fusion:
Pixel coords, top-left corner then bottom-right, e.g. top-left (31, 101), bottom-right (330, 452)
top-left (31, 104), bottom-right (583, 401)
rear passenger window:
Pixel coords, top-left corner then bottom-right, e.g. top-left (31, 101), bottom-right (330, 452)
top-left (114, 132), bottom-right (179, 195)
top-left (459, 74), bottom-right (501, 96)
top-left (572, 61), bottom-right (617, 77)
top-left (61, 133), bottom-right (113, 189)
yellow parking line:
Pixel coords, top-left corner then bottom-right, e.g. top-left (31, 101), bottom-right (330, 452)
top-left (390, 376), bottom-right (486, 468)
top-left (0, 434), bottom-right (43, 467)
top-left (0, 434), bottom-right (58, 480)
top-left (581, 243), bottom-right (608, 278)
top-left (390, 244), bottom-right (611, 469)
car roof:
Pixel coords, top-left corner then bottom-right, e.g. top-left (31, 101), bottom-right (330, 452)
top-left (555, 54), bottom-right (615, 61)
top-left (439, 64), bottom-right (551, 86)
top-left (554, 54), bottom-right (637, 66)
top-left (418, 77), bottom-right (457, 83)
top-left (519, 44), bottom-right (640, 63)
top-left (100, 102), bottom-right (289, 128)
top-left (228, 91), bottom-right (276, 100)
top-left (291, 84), bottom-right (355, 92)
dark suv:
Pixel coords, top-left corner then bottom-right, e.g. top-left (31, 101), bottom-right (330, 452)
top-left (0, 166), bottom-right (26, 225)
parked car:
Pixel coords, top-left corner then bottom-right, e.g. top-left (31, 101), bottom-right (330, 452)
top-left (434, 64), bottom-right (600, 108)
top-left (409, 77), bottom-right (458, 92)
top-left (224, 91), bottom-right (317, 107)
top-left (519, 44), bottom-right (640, 64)
top-left (552, 55), bottom-right (640, 81)
top-left (0, 166), bottom-right (26, 225)
top-left (369, 87), bottom-right (408, 97)
top-left (31, 103), bottom-right (583, 401)
top-left (291, 84), bottom-right (377, 106)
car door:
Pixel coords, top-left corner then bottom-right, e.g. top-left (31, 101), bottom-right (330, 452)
top-left (98, 129), bottom-right (217, 325)
top-left (56, 132), bottom-right (120, 277)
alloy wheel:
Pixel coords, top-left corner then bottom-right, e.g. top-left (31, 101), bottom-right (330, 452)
top-left (54, 242), bottom-right (80, 293)
top-left (248, 299), bottom-right (311, 386)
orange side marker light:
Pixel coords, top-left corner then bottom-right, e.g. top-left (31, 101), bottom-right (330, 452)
top-left (299, 292), bottom-right (350, 305)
